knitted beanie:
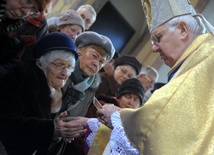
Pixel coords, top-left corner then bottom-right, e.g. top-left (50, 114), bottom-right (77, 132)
top-left (117, 78), bottom-right (145, 104)
top-left (75, 31), bottom-right (115, 61)
top-left (115, 55), bottom-right (142, 75)
top-left (36, 0), bottom-right (51, 12)
top-left (33, 32), bottom-right (78, 60)
top-left (57, 9), bottom-right (85, 32)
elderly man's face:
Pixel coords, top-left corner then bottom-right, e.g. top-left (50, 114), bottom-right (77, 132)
top-left (78, 8), bottom-right (96, 30)
top-left (151, 24), bottom-right (186, 68)
top-left (138, 73), bottom-right (155, 91)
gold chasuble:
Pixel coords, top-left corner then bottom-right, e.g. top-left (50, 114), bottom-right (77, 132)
top-left (88, 124), bottom-right (111, 155)
top-left (121, 33), bottom-right (214, 155)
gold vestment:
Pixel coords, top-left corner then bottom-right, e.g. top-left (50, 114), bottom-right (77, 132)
top-left (121, 33), bottom-right (214, 155)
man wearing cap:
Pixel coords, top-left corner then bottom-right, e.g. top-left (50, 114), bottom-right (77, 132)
top-left (96, 0), bottom-right (214, 154)
top-left (61, 31), bottom-right (115, 154)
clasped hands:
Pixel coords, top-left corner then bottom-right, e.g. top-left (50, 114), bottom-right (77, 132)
top-left (54, 111), bottom-right (87, 143)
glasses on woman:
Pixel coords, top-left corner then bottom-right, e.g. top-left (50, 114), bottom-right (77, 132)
top-left (25, 9), bottom-right (40, 18)
top-left (84, 48), bottom-right (107, 67)
top-left (50, 62), bottom-right (75, 73)
top-left (67, 26), bottom-right (82, 36)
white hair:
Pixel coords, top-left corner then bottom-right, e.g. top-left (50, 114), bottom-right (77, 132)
top-left (164, 14), bottom-right (206, 35)
top-left (77, 4), bottom-right (97, 19)
top-left (38, 50), bottom-right (76, 70)
top-left (139, 66), bottom-right (159, 82)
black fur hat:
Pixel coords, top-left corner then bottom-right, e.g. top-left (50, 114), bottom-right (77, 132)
top-left (114, 55), bottom-right (142, 75)
top-left (117, 78), bottom-right (144, 104)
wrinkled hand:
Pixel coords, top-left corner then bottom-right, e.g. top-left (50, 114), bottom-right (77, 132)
top-left (54, 111), bottom-right (86, 143)
top-left (97, 104), bottom-right (121, 129)
top-left (63, 116), bottom-right (89, 127)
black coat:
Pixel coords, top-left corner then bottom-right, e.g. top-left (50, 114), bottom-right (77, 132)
top-left (0, 62), bottom-right (54, 155)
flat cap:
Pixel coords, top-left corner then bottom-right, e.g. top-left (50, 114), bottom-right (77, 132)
top-left (75, 31), bottom-right (115, 61)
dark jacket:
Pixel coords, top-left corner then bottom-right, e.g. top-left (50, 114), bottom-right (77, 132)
top-left (0, 62), bottom-right (54, 155)
top-left (0, 0), bottom-right (6, 22)
top-left (95, 70), bottom-right (119, 97)
top-left (0, 12), bottom-right (49, 81)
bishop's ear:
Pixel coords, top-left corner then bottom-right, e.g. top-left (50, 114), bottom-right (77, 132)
top-left (177, 21), bottom-right (189, 39)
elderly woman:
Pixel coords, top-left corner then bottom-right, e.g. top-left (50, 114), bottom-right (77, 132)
top-left (86, 54), bottom-right (142, 118)
top-left (48, 9), bottom-right (85, 40)
top-left (96, 55), bottom-right (142, 97)
top-left (61, 31), bottom-right (115, 155)
top-left (0, 32), bottom-right (86, 154)
top-left (65, 78), bottom-right (145, 155)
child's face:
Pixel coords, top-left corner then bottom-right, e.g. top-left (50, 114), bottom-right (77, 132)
top-left (5, 0), bottom-right (40, 19)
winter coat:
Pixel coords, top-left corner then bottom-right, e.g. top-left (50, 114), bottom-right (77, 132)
top-left (0, 12), bottom-right (49, 81)
top-left (0, 62), bottom-right (54, 155)
top-left (95, 70), bottom-right (119, 97)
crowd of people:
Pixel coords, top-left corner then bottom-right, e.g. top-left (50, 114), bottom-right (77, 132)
top-left (1, 0), bottom-right (213, 155)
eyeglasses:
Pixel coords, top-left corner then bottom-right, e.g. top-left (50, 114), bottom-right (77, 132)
top-left (145, 75), bottom-right (155, 84)
top-left (151, 33), bottom-right (162, 46)
top-left (50, 62), bottom-right (75, 73)
top-left (67, 26), bottom-right (81, 36)
top-left (84, 48), bottom-right (107, 67)
top-left (25, 9), bottom-right (40, 18)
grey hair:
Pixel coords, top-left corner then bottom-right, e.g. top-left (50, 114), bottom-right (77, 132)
top-left (77, 4), bottom-right (97, 19)
top-left (139, 66), bottom-right (159, 82)
top-left (38, 50), bottom-right (76, 70)
top-left (164, 14), bottom-right (206, 35)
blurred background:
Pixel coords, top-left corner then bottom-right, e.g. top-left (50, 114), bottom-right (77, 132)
top-left (46, 0), bottom-right (214, 83)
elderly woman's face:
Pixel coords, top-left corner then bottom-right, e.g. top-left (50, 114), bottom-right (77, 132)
top-left (60, 25), bottom-right (83, 41)
top-left (118, 93), bottom-right (140, 109)
top-left (5, 0), bottom-right (40, 19)
top-left (44, 58), bottom-right (75, 89)
top-left (114, 65), bottom-right (137, 85)
top-left (79, 46), bottom-right (107, 76)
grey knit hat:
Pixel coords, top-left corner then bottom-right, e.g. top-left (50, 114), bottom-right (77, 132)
top-left (75, 31), bottom-right (115, 61)
top-left (57, 9), bottom-right (85, 32)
